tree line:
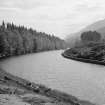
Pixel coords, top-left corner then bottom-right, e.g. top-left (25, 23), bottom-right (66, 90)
top-left (81, 31), bottom-right (101, 42)
top-left (0, 21), bottom-right (67, 57)
top-left (72, 31), bottom-right (102, 47)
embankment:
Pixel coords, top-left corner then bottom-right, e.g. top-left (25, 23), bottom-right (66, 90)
top-left (62, 49), bottom-right (105, 66)
top-left (0, 68), bottom-right (96, 105)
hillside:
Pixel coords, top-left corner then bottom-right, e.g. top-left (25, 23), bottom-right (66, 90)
top-left (66, 19), bottom-right (105, 46)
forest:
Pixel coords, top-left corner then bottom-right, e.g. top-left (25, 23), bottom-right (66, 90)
top-left (0, 21), bottom-right (67, 57)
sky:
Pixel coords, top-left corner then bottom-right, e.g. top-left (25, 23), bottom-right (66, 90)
top-left (0, 0), bottom-right (105, 39)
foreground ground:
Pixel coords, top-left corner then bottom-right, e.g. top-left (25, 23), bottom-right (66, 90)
top-left (0, 69), bottom-right (96, 105)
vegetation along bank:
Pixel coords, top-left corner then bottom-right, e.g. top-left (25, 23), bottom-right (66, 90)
top-left (63, 31), bottom-right (105, 65)
top-left (0, 21), bottom-right (67, 58)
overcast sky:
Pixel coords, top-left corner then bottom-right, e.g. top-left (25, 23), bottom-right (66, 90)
top-left (0, 0), bottom-right (105, 39)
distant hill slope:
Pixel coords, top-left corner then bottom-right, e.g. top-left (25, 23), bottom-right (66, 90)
top-left (97, 26), bottom-right (105, 38)
top-left (83, 19), bottom-right (105, 31)
top-left (66, 19), bottom-right (105, 46)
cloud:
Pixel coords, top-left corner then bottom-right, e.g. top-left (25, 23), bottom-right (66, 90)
top-left (0, 0), bottom-right (46, 10)
top-left (0, 0), bottom-right (105, 38)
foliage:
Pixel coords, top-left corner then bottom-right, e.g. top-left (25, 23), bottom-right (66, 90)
top-left (0, 21), bottom-right (67, 57)
top-left (81, 31), bottom-right (101, 42)
top-left (65, 42), bottom-right (105, 61)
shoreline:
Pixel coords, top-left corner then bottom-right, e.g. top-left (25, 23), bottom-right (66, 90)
top-left (62, 49), bottom-right (105, 66)
top-left (0, 50), bottom-right (63, 61)
top-left (0, 68), bottom-right (96, 105)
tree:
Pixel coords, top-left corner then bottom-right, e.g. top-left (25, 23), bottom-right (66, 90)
top-left (0, 21), bottom-right (67, 57)
top-left (81, 31), bottom-right (101, 42)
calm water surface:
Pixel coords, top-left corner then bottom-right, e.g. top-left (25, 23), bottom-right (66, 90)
top-left (0, 50), bottom-right (105, 104)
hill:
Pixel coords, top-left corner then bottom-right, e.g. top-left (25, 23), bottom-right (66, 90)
top-left (66, 19), bottom-right (105, 47)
